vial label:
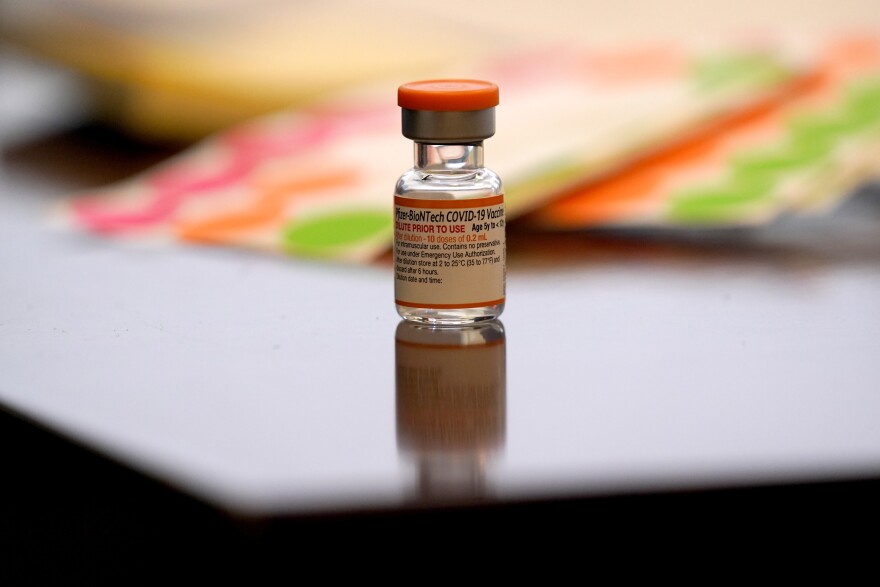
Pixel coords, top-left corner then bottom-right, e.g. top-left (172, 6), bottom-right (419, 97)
top-left (394, 194), bottom-right (505, 308)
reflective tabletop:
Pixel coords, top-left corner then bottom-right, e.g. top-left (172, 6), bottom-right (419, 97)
top-left (2, 50), bottom-right (880, 522)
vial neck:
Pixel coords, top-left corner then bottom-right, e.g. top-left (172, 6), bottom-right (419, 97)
top-left (415, 143), bottom-right (484, 172)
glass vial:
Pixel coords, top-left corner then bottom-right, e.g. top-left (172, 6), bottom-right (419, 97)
top-left (394, 80), bottom-right (505, 325)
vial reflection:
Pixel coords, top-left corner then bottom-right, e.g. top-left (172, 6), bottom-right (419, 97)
top-left (395, 320), bottom-right (506, 502)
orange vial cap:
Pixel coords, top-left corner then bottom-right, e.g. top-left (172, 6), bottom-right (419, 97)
top-left (398, 79), bottom-right (500, 112)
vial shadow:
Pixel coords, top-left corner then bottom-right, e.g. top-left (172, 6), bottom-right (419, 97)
top-left (395, 319), bottom-right (506, 504)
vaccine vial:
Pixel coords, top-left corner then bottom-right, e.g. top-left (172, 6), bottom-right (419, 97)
top-left (394, 79), bottom-right (505, 325)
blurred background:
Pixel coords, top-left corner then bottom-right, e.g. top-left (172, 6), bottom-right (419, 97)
top-left (2, 0), bottom-right (879, 265)
top-left (2, 0), bottom-right (879, 141)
